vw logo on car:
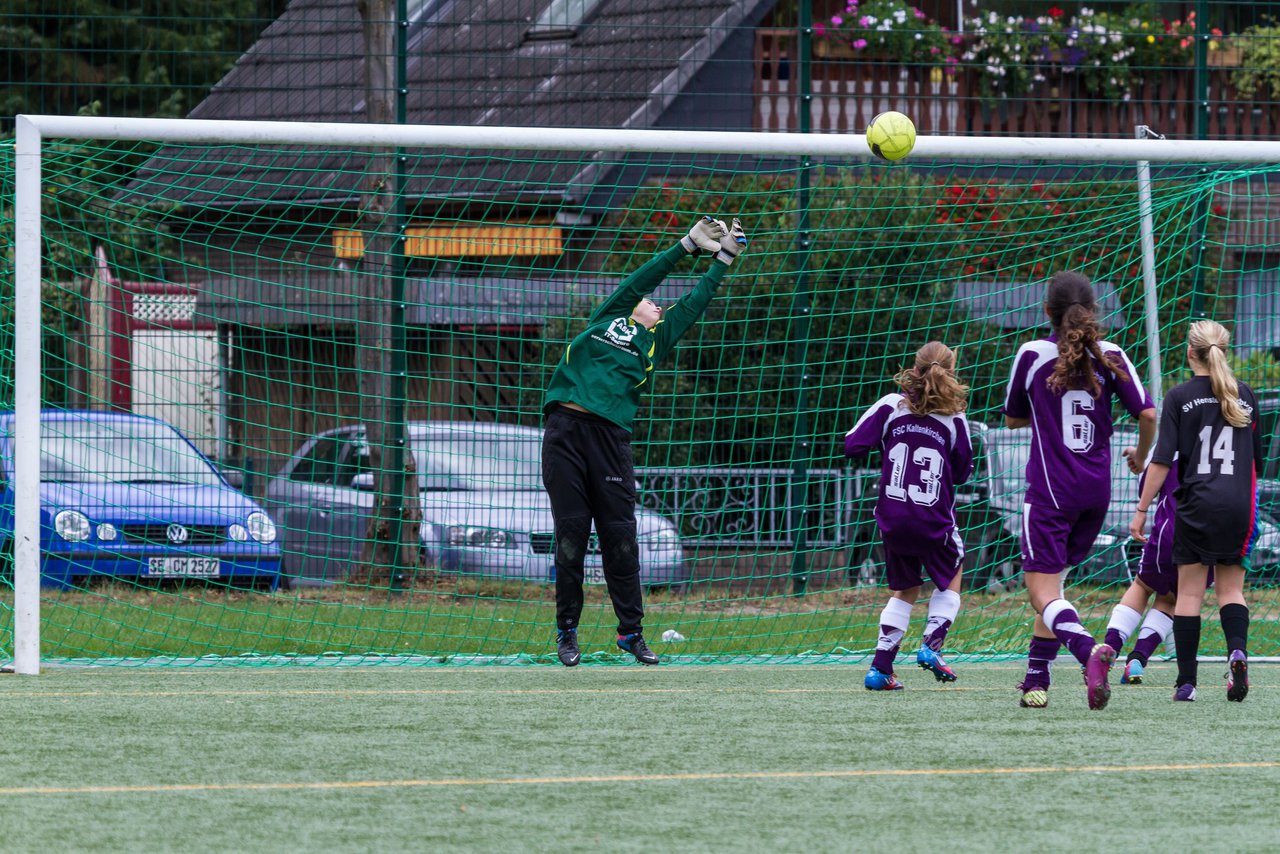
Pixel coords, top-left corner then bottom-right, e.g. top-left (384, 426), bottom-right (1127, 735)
top-left (166, 523), bottom-right (189, 544)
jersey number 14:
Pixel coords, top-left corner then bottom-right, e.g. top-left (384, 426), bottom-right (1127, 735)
top-left (1196, 425), bottom-right (1235, 475)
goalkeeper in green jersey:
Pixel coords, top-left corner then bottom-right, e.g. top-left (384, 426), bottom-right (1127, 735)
top-left (542, 216), bottom-right (748, 666)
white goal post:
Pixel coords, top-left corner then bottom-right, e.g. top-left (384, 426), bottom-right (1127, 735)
top-left (14, 113), bottom-right (1280, 674)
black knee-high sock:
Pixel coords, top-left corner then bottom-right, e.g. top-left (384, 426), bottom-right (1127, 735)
top-left (1173, 615), bottom-right (1202, 687)
top-left (1220, 603), bottom-right (1249, 654)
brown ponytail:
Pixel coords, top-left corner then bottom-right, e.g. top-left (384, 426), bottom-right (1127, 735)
top-left (1043, 271), bottom-right (1130, 397)
top-left (895, 341), bottom-right (969, 416)
top-left (1188, 319), bottom-right (1250, 428)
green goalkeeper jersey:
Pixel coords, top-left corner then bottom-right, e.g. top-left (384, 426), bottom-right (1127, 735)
top-left (542, 244), bottom-right (728, 432)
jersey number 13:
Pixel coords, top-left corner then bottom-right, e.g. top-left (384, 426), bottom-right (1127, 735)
top-left (885, 442), bottom-right (943, 507)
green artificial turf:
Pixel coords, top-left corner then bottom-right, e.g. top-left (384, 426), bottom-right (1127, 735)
top-left (1, 664), bottom-right (1278, 852)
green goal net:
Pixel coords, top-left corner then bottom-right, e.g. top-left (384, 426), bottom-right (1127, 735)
top-left (5, 119), bottom-right (1280, 668)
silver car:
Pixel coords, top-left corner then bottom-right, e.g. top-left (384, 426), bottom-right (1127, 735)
top-left (264, 421), bottom-right (687, 587)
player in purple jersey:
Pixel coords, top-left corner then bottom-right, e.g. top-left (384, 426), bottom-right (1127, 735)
top-left (1131, 320), bottom-right (1261, 702)
top-left (1002, 272), bottom-right (1156, 709)
top-left (1105, 464), bottom-right (1178, 684)
top-left (844, 342), bottom-right (974, 690)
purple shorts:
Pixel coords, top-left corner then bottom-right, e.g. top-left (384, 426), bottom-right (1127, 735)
top-left (882, 529), bottom-right (964, 592)
top-left (1137, 515), bottom-right (1177, 595)
top-left (1020, 503), bottom-right (1107, 574)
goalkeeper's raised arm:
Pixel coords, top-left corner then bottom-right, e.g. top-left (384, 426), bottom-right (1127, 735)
top-left (540, 215), bottom-right (748, 669)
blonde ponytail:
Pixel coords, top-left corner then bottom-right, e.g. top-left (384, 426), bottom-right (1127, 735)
top-left (1188, 320), bottom-right (1250, 428)
top-left (894, 341), bottom-right (969, 416)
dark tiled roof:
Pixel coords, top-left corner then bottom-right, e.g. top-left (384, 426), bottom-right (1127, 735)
top-left (127, 0), bottom-right (762, 209)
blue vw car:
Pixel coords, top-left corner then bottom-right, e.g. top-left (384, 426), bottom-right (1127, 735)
top-left (0, 410), bottom-right (281, 590)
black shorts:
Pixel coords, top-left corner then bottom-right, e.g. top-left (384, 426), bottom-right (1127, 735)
top-left (1171, 517), bottom-right (1254, 569)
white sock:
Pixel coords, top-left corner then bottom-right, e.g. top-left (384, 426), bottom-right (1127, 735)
top-left (1107, 603), bottom-right (1143, 646)
top-left (1138, 608), bottom-right (1174, 646)
top-left (876, 597), bottom-right (913, 652)
top-left (923, 588), bottom-right (961, 648)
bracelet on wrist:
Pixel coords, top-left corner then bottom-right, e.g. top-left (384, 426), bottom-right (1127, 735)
top-left (1135, 507), bottom-right (1149, 513)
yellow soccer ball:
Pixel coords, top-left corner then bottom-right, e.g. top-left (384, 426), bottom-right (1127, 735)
top-left (866, 111), bottom-right (917, 162)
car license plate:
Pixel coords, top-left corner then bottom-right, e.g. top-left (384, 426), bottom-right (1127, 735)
top-left (551, 565), bottom-right (607, 585)
top-left (146, 557), bottom-right (221, 577)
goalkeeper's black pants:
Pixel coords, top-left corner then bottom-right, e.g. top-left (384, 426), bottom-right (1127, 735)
top-left (542, 405), bottom-right (644, 636)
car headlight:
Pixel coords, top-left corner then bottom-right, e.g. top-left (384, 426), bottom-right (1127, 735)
top-left (445, 526), bottom-right (515, 549)
top-left (228, 524), bottom-right (249, 543)
top-left (246, 511), bottom-right (277, 544)
top-left (1092, 534), bottom-right (1120, 549)
top-left (646, 527), bottom-right (682, 552)
top-left (54, 510), bottom-right (91, 543)
top-left (96, 522), bottom-right (118, 542)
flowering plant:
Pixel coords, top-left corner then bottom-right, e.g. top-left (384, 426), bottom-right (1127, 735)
top-left (961, 5), bottom-right (1223, 104)
top-left (960, 10), bottom-right (1063, 102)
top-left (815, 0), bottom-right (956, 66)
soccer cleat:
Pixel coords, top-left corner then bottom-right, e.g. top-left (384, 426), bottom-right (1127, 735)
top-left (864, 667), bottom-right (905, 691)
top-left (1227, 650), bottom-right (1249, 702)
top-left (916, 646), bottom-right (957, 682)
top-left (1173, 683), bottom-right (1197, 702)
top-left (1121, 658), bottom-right (1145, 685)
top-left (616, 632), bottom-right (660, 665)
top-left (1084, 643), bottom-right (1116, 710)
top-left (556, 629), bottom-right (581, 667)
top-left (1017, 682), bottom-right (1049, 708)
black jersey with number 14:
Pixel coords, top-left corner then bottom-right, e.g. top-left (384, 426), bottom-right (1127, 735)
top-left (1151, 376), bottom-right (1264, 562)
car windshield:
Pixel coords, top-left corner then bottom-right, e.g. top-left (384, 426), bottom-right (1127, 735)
top-left (987, 431), bottom-right (1141, 511)
top-left (34, 419), bottom-right (223, 486)
top-left (411, 434), bottom-right (543, 491)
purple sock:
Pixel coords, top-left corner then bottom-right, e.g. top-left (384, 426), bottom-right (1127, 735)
top-left (923, 619), bottom-right (952, 652)
top-left (1044, 599), bottom-right (1098, 665)
top-left (1103, 628), bottom-right (1123, 650)
top-left (1023, 635), bottom-right (1061, 690)
top-left (871, 642), bottom-right (900, 675)
top-left (1130, 631), bottom-right (1162, 664)
top-left (872, 599), bottom-right (911, 675)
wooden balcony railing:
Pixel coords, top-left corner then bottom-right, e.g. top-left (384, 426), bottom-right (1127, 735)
top-left (755, 29), bottom-right (1280, 139)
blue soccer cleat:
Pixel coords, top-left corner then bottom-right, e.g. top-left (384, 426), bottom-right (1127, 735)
top-left (864, 667), bottom-right (905, 691)
top-left (1121, 658), bottom-right (1144, 685)
top-left (916, 646), bottom-right (958, 682)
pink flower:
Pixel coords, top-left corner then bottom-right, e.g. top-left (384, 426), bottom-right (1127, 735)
top-left (831, 14), bottom-right (843, 25)
top-left (846, 0), bottom-right (859, 10)
top-left (852, 38), bottom-right (868, 49)
top-left (930, 45), bottom-right (940, 54)
top-left (950, 35), bottom-right (963, 45)
top-left (860, 15), bottom-right (873, 26)
top-left (913, 7), bottom-right (926, 19)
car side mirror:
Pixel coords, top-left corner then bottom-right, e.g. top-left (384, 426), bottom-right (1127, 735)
top-left (221, 469), bottom-right (245, 490)
top-left (351, 472), bottom-right (375, 491)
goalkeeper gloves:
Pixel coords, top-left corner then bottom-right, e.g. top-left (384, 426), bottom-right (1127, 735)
top-left (680, 216), bottom-right (727, 255)
top-left (713, 217), bottom-right (748, 265)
